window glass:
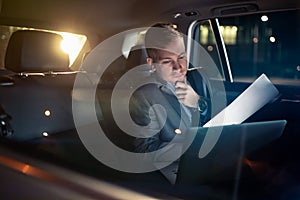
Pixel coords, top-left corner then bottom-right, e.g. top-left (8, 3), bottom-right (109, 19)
top-left (0, 25), bottom-right (87, 69)
top-left (190, 20), bottom-right (224, 80)
top-left (218, 10), bottom-right (300, 85)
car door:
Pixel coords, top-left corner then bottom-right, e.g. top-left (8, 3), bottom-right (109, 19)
top-left (190, 9), bottom-right (299, 127)
top-left (216, 10), bottom-right (300, 138)
top-left (189, 9), bottom-right (300, 188)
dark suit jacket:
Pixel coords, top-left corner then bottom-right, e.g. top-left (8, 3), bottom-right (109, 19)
top-left (129, 77), bottom-right (202, 153)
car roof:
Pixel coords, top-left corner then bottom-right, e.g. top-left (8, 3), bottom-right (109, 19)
top-left (1, 0), bottom-right (299, 40)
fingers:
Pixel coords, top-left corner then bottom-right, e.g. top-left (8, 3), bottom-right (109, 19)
top-left (175, 89), bottom-right (187, 96)
top-left (175, 81), bottom-right (187, 98)
top-left (175, 81), bottom-right (187, 92)
top-left (175, 82), bottom-right (189, 100)
top-left (175, 81), bottom-right (186, 89)
top-left (175, 81), bottom-right (199, 108)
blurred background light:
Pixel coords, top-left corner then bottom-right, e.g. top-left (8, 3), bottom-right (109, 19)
top-left (269, 36), bottom-right (276, 43)
top-left (44, 109), bottom-right (51, 117)
top-left (42, 132), bottom-right (49, 137)
top-left (60, 33), bottom-right (87, 66)
top-left (261, 15), bottom-right (269, 22)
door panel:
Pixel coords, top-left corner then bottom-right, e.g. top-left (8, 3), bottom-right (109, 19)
top-left (191, 10), bottom-right (300, 194)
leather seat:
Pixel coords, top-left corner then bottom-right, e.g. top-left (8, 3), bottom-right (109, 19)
top-left (5, 30), bottom-right (69, 73)
top-left (125, 44), bottom-right (148, 71)
top-left (0, 30), bottom-right (75, 140)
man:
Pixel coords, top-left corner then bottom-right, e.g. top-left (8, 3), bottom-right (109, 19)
top-left (129, 23), bottom-right (207, 153)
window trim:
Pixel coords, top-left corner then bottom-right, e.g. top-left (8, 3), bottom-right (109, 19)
top-left (188, 19), bottom-right (233, 82)
top-left (212, 18), bottom-right (233, 82)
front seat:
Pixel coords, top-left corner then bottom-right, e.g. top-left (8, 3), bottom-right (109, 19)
top-left (5, 30), bottom-right (69, 73)
top-left (0, 30), bottom-right (75, 140)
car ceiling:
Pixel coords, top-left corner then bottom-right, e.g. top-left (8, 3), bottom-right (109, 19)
top-left (0, 0), bottom-right (299, 41)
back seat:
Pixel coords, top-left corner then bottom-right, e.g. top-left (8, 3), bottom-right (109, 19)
top-left (96, 44), bottom-right (150, 151)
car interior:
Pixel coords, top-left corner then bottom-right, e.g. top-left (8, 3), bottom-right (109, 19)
top-left (0, 0), bottom-right (299, 199)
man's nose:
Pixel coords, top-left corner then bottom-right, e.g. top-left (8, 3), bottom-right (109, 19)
top-left (173, 60), bottom-right (183, 70)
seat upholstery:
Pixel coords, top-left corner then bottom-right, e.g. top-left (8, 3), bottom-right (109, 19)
top-left (95, 45), bottom-right (152, 151)
top-left (0, 30), bottom-right (75, 140)
top-left (5, 30), bottom-right (69, 73)
top-left (125, 44), bottom-right (148, 71)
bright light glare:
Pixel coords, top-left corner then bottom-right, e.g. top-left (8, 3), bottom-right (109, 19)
top-left (220, 26), bottom-right (238, 45)
top-left (8, 27), bottom-right (87, 67)
top-left (253, 37), bottom-right (258, 43)
top-left (42, 132), bottom-right (49, 137)
top-left (200, 25), bottom-right (209, 44)
top-left (174, 129), bottom-right (182, 134)
top-left (269, 36), bottom-right (276, 43)
top-left (59, 33), bottom-right (87, 66)
top-left (44, 110), bottom-right (51, 117)
top-left (261, 15), bottom-right (269, 22)
top-left (207, 45), bottom-right (214, 51)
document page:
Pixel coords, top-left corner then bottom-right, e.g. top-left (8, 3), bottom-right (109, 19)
top-left (204, 74), bottom-right (279, 127)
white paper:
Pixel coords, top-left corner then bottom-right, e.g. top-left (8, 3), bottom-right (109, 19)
top-left (204, 74), bottom-right (279, 127)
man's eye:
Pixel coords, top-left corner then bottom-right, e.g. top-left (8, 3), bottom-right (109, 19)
top-left (161, 60), bottom-right (172, 64)
top-left (179, 55), bottom-right (187, 60)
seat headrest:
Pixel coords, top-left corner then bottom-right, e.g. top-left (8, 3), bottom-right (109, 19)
top-left (5, 30), bottom-right (70, 73)
top-left (125, 45), bottom-right (148, 70)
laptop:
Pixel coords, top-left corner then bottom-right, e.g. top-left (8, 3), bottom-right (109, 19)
top-left (171, 120), bottom-right (287, 185)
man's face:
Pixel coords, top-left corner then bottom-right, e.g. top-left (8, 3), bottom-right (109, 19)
top-left (148, 37), bottom-right (187, 84)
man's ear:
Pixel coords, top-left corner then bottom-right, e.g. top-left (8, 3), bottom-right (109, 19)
top-left (147, 57), bottom-right (156, 72)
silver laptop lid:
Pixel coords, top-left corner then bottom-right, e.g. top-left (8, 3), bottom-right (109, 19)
top-left (175, 120), bottom-right (286, 185)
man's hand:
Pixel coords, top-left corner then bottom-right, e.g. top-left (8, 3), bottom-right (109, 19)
top-left (175, 81), bottom-right (199, 108)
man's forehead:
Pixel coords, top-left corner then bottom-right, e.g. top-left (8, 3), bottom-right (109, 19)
top-left (156, 49), bottom-right (186, 59)
top-left (149, 36), bottom-right (185, 54)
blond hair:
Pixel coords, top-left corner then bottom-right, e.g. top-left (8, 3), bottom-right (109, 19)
top-left (144, 23), bottom-right (183, 61)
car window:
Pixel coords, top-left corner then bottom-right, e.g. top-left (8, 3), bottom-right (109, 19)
top-left (189, 20), bottom-right (225, 80)
top-left (0, 25), bottom-right (87, 70)
top-left (218, 9), bottom-right (300, 85)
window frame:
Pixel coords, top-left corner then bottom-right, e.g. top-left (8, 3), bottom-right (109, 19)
top-left (189, 9), bottom-right (300, 86)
